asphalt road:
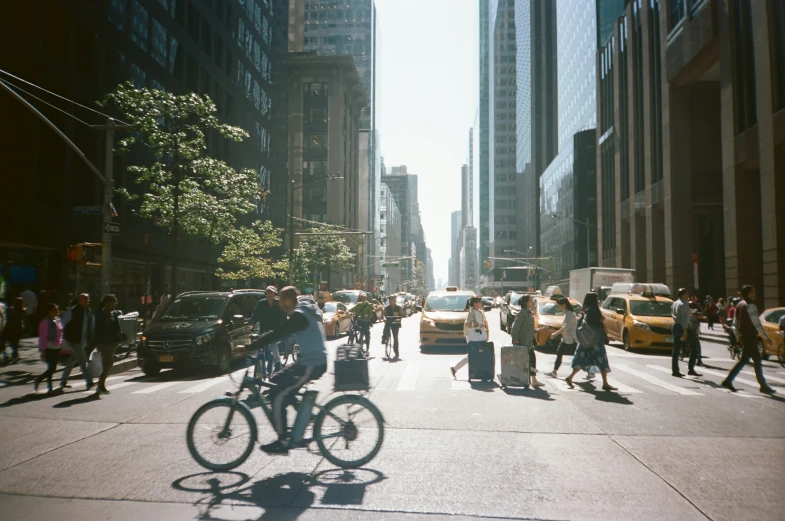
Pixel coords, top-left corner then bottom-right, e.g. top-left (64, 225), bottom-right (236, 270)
top-left (0, 309), bottom-right (783, 521)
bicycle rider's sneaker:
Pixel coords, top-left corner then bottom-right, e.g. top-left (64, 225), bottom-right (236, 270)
top-left (260, 439), bottom-right (290, 455)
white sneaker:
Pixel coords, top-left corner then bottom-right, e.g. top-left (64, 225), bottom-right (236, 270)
top-left (545, 371), bottom-right (558, 378)
top-left (586, 372), bottom-right (596, 380)
top-left (532, 379), bottom-right (545, 387)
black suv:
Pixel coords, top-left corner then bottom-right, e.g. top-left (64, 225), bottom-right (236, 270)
top-left (138, 289), bottom-right (264, 376)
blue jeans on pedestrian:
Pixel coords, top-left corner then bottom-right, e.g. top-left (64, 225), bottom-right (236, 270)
top-left (265, 342), bottom-right (280, 375)
top-left (672, 324), bottom-right (695, 373)
top-left (358, 322), bottom-right (371, 347)
top-left (60, 341), bottom-right (93, 387)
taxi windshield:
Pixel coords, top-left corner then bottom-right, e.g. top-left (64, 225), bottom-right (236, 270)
top-left (629, 301), bottom-right (672, 317)
top-left (323, 302), bottom-right (338, 313)
top-left (539, 301), bottom-right (563, 315)
top-left (425, 295), bottom-right (470, 312)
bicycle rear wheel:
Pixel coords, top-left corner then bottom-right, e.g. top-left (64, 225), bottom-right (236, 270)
top-left (187, 399), bottom-right (258, 471)
top-left (384, 338), bottom-right (392, 359)
top-left (779, 344), bottom-right (785, 368)
top-left (313, 394), bottom-right (384, 469)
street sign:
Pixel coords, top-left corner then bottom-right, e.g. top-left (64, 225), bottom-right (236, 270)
top-left (72, 205), bottom-right (102, 215)
top-left (104, 221), bottom-right (120, 234)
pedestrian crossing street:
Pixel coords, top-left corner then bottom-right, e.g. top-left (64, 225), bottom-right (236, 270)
top-left (57, 351), bottom-right (785, 403)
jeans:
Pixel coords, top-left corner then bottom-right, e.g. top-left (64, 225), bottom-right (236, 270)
top-left (35, 347), bottom-right (61, 390)
top-left (553, 341), bottom-right (576, 371)
top-left (688, 330), bottom-right (701, 362)
top-left (60, 340), bottom-right (93, 387)
top-left (96, 342), bottom-right (118, 386)
top-left (382, 324), bottom-right (400, 356)
top-left (672, 324), bottom-right (695, 373)
top-left (265, 342), bottom-right (281, 375)
top-left (267, 363), bottom-right (327, 438)
top-left (726, 334), bottom-right (768, 388)
top-left (358, 322), bottom-right (371, 347)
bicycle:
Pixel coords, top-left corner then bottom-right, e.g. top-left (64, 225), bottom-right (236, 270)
top-left (725, 323), bottom-right (742, 360)
top-left (187, 348), bottom-right (385, 472)
top-left (381, 316), bottom-right (401, 360)
top-left (281, 336), bottom-right (298, 365)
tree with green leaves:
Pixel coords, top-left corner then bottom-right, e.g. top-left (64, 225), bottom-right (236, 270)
top-left (102, 83), bottom-right (263, 292)
top-left (291, 225), bottom-right (356, 289)
top-left (215, 220), bottom-right (287, 283)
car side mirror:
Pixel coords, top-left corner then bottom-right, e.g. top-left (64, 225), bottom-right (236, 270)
top-left (615, 308), bottom-right (626, 315)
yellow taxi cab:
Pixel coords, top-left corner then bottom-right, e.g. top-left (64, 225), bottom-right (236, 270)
top-left (600, 287), bottom-right (675, 351)
top-left (533, 295), bottom-right (582, 348)
top-left (419, 287), bottom-right (476, 349)
top-left (760, 307), bottom-right (785, 360)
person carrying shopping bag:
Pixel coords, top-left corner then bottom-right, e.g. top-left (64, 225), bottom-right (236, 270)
top-left (94, 295), bottom-right (123, 394)
top-left (564, 292), bottom-right (616, 391)
top-left (450, 296), bottom-right (489, 378)
top-left (33, 304), bottom-right (63, 393)
top-left (59, 293), bottom-right (95, 391)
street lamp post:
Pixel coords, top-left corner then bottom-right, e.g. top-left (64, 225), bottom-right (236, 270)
top-left (288, 175), bottom-right (343, 285)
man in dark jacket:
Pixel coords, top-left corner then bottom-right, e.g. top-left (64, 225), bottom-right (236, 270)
top-left (252, 286), bottom-right (288, 374)
top-left (722, 285), bottom-right (774, 394)
top-left (59, 293), bottom-right (95, 390)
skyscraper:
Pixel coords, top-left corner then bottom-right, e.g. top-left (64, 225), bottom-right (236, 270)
top-left (450, 210), bottom-right (462, 286)
top-left (290, 0), bottom-right (380, 287)
top-left (478, 0), bottom-right (491, 269)
top-left (489, 0), bottom-right (518, 265)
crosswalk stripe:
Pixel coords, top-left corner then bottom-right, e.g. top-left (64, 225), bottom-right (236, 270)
top-left (544, 377), bottom-right (576, 392)
top-left (178, 369), bottom-right (244, 394)
top-left (451, 378), bottom-right (471, 390)
top-left (396, 361), bottom-right (419, 391)
top-left (605, 377), bottom-right (642, 393)
top-left (68, 375), bottom-right (125, 389)
top-left (82, 381), bottom-right (137, 394)
top-left (739, 369), bottom-right (785, 385)
top-left (694, 367), bottom-right (761, 388)
top-left (132, 381), bottom-right (180, 394)
top-left (615, 364), bottom-right (703, 395)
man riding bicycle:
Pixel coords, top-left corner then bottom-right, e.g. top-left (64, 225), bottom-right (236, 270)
top-left (352, 293), bottom-right (376, 351)
top-left (382, 296), bottom-right (404, 358)
top-left (254, 286), bottom-right (327, 454)
top-left (251, 286), bottom-right (288, 377)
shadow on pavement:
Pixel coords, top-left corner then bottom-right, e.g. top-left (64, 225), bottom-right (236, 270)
top-left (501, 386), bottom-right (555, 401)
top-left (0, 389), bottom-right (64, 407)
top-left (469, 380), bottom-right (498, 392)
top-left (419, 345), bottom-right (468, 355)
top-left (52, 393), bottom-right (100, 408)
top-left (575, 381), bottom-right (634, 405)
top-left (0, 370), bottom-right (36, 388)
top-left (173, 468), bottom-right (386, 520)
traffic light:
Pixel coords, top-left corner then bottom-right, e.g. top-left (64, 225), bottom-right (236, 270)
top-left (68, 243), bottom-right (103, 265)
top-left (414, 259), bottom-right (418, 268)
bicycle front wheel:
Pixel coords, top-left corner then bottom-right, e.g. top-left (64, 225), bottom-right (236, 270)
top-left (187, 399), bottom-right (258, 471)
top-left (384, 338), bottom-right (392, 359)
top-left (313, 394), bottom-right (384, 469)
top-left (778, 344), bottom-right (785, 368)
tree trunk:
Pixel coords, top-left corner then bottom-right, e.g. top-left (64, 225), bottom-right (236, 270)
top-left (171, 157), bottom-right (181, 295)
top-left (326, 253), bottom-right (332, 291)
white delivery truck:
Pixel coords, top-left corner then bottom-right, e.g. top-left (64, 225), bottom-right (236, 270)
top-left (569, 267), bottom-right (636, 305)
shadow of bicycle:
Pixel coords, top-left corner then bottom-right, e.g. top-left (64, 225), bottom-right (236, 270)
top-left (172, 467), bottom-right (386, 520)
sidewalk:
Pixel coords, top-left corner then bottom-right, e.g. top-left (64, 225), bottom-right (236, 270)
top-left (0, 336), bottom-right (138, 386)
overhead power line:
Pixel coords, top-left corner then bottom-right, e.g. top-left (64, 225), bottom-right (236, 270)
top-left (0, 78), bottom-right (93, 127)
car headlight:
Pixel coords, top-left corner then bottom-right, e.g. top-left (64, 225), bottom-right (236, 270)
top-left (422, 318), bottom-right (436, 327)
top-left (633, 320), bottom-right (651, 331)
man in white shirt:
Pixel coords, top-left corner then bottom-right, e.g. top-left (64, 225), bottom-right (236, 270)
top-left (546, 298), bottom-right (577, 378)
top-left (19, 288), bottom-right (37, 336)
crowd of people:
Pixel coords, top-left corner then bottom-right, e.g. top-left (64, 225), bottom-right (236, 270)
top-left (450, 284), bottom-right (781, 395)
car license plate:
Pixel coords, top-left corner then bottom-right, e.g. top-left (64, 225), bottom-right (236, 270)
top-left (159, 355), bottom-right (174, 363)
top-left (665, 337), bottom-right (673, 344)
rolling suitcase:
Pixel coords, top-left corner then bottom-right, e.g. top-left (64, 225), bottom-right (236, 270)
top-left (467, 341), bottom-right (495, 382)
top-left (499, 345), bottom-right (531, 389)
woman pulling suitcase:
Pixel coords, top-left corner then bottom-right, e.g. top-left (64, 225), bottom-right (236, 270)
top-left (450, 296), bottom-right (490, 379)
top-left (510, 295), bottom-right (544, 387)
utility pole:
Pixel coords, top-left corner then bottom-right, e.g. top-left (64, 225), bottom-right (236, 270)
top-left (101, 118), bottom-right (115, 298)
top-left (288, 179), bottom-right (295, 285)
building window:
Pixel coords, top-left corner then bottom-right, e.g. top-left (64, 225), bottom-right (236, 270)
top-left (130, 62), bottom-right (146, 88)
top-left (169, 36), bottom-right (182, 76)
top-left (669, 0), bottom-right (685, 31)
top-left (307, 108), bottom-right (327, 123)
top-left (730, 0), bottom-right (757, 132)
top-left (150, 78), bottom-right (165, 91)
top-left (131, 0), bottom-right (149, 51)
top-left (152, 18), bottom-right (167, 67)
top-left (304, 82), bottom-right (328, 98)
top-left (109, 0), bottom-right (127, 31)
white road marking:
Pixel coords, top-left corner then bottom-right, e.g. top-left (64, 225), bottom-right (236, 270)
top-left (605, 377), bottom-right (642, 393)
top-left (396, 361), bottom-right (419, 391)
top-left (178, 369), bottom-right (245, 394)
top-left (451, 378), bottom-right (471, 390)
top-left (614, 364), bottom-right (702, 395)
top-left (544, 377), bottom-right (576, 392)
top-left (739, 369), bottom-right (785, 385)
top-left (82, 381), bottom-right (137, 394)
top-left (132, 381), bottom-right (181, 394)
top-left (693, 367), bottom-right (761, 388)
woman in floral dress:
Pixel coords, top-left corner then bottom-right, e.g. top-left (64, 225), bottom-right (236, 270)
top-left (565, 292), bottom-right (616, 391)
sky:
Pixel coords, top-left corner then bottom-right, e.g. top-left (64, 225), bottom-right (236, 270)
top-left (376, 0), bottom-right (479, 286)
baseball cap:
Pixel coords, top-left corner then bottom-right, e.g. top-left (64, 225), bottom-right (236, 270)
top-left (265, 286), bottom-right (278, 294)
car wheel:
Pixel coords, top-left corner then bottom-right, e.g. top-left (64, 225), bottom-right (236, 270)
top-left (623, 330), bottom-right (631, 351)
top-left (141, 361), bottom-right (161, 377)
top-left (757, 338), bottom-right (769, 360)
top-left (214, 343), bottom-right (232, 375)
